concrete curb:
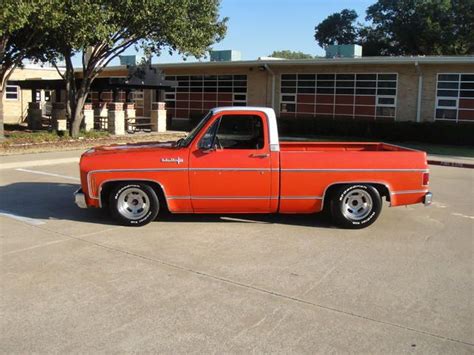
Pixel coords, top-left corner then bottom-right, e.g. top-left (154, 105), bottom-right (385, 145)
top-left (428, 160), bottom-right (474, 169)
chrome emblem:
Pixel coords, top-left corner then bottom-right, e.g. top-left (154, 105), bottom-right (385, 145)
top-left (161, 157), bottom-right (184, 164)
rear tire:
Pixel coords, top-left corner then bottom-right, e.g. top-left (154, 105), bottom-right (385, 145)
top-left (109, 183), bottom-right (159, 226)
top-left (330, 184), bottom-right (382, 229)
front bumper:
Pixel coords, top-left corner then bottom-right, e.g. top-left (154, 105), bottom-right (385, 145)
top-left (423, 192), bottom-right (433, 206)
top-left (74, 188), bottom-right (87, 209)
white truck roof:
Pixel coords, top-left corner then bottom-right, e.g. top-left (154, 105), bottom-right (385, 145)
top-left (211, 106), bottom-right (280, 151)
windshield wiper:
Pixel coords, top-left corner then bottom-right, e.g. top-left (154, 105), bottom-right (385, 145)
top-left (176, 137), bottom-right (186, 147)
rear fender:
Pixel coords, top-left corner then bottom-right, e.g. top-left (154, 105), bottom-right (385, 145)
top-left (321, 181), bottom-right (393, 210)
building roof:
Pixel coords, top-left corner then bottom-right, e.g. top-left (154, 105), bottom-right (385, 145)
top-left (101, 55), bottom-right (474, 72)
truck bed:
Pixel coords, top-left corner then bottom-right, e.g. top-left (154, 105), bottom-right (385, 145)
top-left (279, 142), bottom-right (415, 152)
top-left (277, 141), bottom-right (428, 213)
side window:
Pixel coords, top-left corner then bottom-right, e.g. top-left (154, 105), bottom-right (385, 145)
top-left (216, 115), bottom-right (264, 150)
top-left (198, 119), bottom-right (220, 149)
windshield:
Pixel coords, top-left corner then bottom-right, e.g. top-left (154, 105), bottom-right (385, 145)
top-left (177, 111), bottom-right (213, 148)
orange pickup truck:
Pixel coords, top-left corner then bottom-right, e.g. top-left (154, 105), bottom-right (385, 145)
top-left (75, 107), bottom-right (432, 228)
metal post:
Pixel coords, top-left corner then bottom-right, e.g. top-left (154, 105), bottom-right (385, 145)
top-left (126, 89), bottom-right (132, 103)
top-left (55, 87), bottom-right (61, 102)
top-left (112, 88), bottom-right (118, 102)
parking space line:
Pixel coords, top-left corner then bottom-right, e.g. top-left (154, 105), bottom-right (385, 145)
top-left (0, 157), bottom-right (79, 170)
top-left (0, 210), bottom-right (46, 226)
top-left (2, 239), bottom-right (70, 256)
top-left (452, 213), bottom-right (474, 220)
top-left (15, 168), bottom-right (80, 182)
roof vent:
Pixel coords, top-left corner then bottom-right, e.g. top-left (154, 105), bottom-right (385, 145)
top-left (209, 50), bottom-right (242, 62)
top-left (325, 44), bottom-right (362, 58)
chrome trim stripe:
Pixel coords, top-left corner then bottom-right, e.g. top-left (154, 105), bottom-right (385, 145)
top-left (391, 189), bottom-right (429, 195)
top-left (169, 196), bottom-right (324, 200)
top-left (191, 196), bottom-right (276, 200)
top-left (282, 168), bottom-right (428, 172)
top-left (87, 169), bottom-right (186, 199)
top-left (190, 168), bottom-right (272, 171)
top-left (87, 168), bottom-right (272, 199)
top-left (90, 168), bottom-right (186, 174)
top-left (280, 196), bottom-right (323, 200)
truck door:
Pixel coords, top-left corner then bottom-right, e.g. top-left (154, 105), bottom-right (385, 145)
top-left (189, 112), bottom-right (272, 212)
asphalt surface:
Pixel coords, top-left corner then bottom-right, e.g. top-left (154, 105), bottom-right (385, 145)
top-left (0, 149), bottom-right (473, 353)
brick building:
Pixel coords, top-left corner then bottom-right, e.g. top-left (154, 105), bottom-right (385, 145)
top-left (2, 56), bottom-right (473, 126)
top-left (98, 56), bottom-right (474, 127)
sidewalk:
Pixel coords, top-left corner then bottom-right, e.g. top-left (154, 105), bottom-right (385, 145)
top-left (428, 154), bottom-right (474, 169)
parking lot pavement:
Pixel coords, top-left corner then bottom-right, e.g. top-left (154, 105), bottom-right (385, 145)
top-left (1, 150), bottom-right (473, 353)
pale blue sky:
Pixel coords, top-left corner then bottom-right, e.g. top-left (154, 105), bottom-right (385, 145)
top-left (73, 0), bottom-right (374, 67)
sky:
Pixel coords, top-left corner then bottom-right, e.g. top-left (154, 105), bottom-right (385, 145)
top-left (73, 0), bottom-right (374, 67)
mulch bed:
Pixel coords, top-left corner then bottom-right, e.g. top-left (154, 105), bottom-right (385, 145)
top-left (0, 132), bottom-right (186, 155)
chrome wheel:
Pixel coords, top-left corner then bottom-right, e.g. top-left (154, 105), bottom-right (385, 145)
top-left (340, 188), bottom-right (373, 221)
top-left (117, 187), bottom-right (150, 220)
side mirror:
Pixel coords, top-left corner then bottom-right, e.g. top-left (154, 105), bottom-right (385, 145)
top-left (198, 138), bottom-right (217, 153)
top-left (201, 144), bottom-right (218, 154)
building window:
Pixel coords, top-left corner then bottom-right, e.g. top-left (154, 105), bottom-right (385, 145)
top-left (165, 74), bottom-right (247, 120)
top-left (280, 93), bottom-right (296, 113)
top-left (164, 92), bottom-right (175, 101)
top-left (5, 85), bottom-right (19, 100)
top-left (280, 73), bottom-right (398, 120)
top-left (435, 73), bottom-right (474, 122)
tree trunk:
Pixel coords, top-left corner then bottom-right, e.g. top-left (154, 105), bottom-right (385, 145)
top-left (0, 95), bottom-right (4, 141)
top-left (63, 54), bottom-right (79, 137)
top-left (71, 89), bottom-right (88, 138)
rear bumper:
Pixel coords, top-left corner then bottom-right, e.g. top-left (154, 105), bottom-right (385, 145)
top-left (74, 188), bottom-right (87, 209)
top-left (423, 192), bottom-right (433, 206)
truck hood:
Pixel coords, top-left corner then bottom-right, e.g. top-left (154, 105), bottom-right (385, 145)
top-left (79, 140), bottom-right (188, 173)
top-left (91, 140), bottom-right (177, 154)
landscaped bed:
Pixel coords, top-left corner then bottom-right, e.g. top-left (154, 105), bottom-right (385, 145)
top-left (1, 127), bottom-right (186, 155)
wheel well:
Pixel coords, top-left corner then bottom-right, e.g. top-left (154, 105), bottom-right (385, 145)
top-left (100, 180), bottom-right (169, 212)
top-left (323, 183), bottom-right (391, 208)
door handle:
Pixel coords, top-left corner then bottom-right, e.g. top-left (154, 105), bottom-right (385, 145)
top-left (250, 153), bottom-right (270, 158)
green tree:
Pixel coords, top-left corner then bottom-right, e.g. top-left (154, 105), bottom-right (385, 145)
top-left (314, 9), bottom-right (358, 48)
top-left (365, 0), bottom-right (474, 55)
top-left (37, 0), bottom-right (227, 137)
top-left (314, 1), bottom-right (474, 56)
top-left (269, 50), bottom-right (314, 59)
top-left (357, 26), bottom-right (392, 56)
top-left (0, 0), bottom-right (55, 139)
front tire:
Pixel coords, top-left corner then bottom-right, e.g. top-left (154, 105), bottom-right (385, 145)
top-left (330, 184), bottom-right (382, 229)
top-left (109, 183), bottom-right (159, 226)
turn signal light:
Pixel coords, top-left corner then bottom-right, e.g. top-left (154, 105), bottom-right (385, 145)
top-left (422, 172), bottom-right (430, 186)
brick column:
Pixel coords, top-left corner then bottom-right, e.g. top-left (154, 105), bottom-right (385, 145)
top-left (124, 102), bottom-right (136, 131)
top-left (27, 102), bottom-right (43, 130)
top-left (150, 102), bottom-right (167, 132)
top-left (83, 103), bottom-right (94, 132)
top-left (107, 102), bottom-right (125, 135)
